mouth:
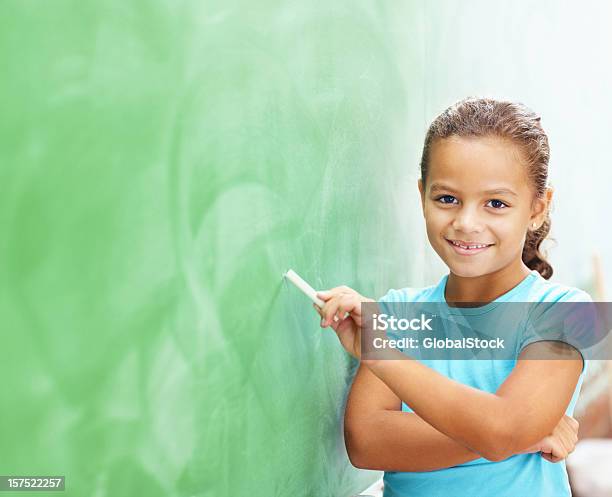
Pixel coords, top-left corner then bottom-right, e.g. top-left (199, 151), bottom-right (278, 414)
top-left (445, 238), bottom-right (494, 256)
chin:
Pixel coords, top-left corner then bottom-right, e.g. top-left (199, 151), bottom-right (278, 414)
top-left (448, 266), bottom-right (488, 278)
top-left (441, 258), bottom-right (488, 278)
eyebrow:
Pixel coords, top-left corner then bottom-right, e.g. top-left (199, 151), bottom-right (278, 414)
top-left (429, 183), bottom-right (518, 197)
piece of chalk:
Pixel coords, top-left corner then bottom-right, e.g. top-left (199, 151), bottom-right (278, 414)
top-left (284, 269), bottom-right (339, 322)
top-left (284, 269), bottom-right (325, 306)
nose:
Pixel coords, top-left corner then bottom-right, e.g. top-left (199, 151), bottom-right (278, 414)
top-left (451, 205), bottom-right (484, 233)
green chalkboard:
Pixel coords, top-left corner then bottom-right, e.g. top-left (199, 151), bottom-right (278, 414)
top-left (0, 1), bottom-right (422, 495)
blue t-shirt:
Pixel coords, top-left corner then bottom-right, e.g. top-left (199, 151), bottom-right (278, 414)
top-left (379, 269), bottom-right (591, 497)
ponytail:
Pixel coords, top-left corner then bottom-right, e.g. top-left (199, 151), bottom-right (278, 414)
top-left (523, 213), bottom-right (555, 280)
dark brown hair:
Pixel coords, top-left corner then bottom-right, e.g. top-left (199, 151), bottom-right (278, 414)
top-left (420, 97), bottom-right (554, 279)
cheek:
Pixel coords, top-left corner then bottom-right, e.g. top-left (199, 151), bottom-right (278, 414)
top-left (425, 219), bottom-right (446, 245)
top-left (424, 210), bottom-right (450, 231)
top-left (495, 215), bottom-right (526, 235)
top-left (423, 203), bottom-right (441, 220)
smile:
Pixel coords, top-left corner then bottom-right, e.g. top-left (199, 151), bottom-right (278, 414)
top-left (445, 238), bottom-right (493, 256)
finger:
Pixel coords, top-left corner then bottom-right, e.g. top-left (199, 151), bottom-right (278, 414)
top-left (557, 420), bottom-right (578, 449)
top-left (331, 296), bottom-right (353, 327)
top-left (558, 435), bottom-right (572, 456)
top-left (541, 452), bottom-right (553, 462)
top-left (549, 438), bottom-right (568, 461)
top-left (335, 295), bottom-right (356, 321)
top-left (331, 311), bottom-right (345, 331)
top-left (327, 300), bottom-right (345, 331)
top-left (542, 452), bottom-right (563, 463)
top-left (319, 289), bottom-right (359, 325)
top-left (321, 295), bottom-right (343, 327)
top-left (317, 292), bottom-right (346, 324)
top-left (330, 314), bottom-right (344, 332)
top-left (561, 415), bottom-right (580, 440)
top-left (316, 290), bottom-right (334, 302)
top-left (333, 294), bottom-right (358, 326)
top-left (313, 304), bottom-right (336, 326)
top-left (566, 415), bottom-right (580, 433)
top-left (317, 287), bottom-right (352, 301)
top-left (564, 414), bottom-right (578, 427)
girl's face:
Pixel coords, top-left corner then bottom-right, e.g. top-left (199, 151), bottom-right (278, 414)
top-left (418, 135), bottom-right (551, 278)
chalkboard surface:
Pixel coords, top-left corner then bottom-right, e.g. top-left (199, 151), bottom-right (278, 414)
top-left (0, 2), bottom-right (422, 495)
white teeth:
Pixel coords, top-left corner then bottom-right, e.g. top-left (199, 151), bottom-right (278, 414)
top-left (450, 240), bottom-right (489, 249)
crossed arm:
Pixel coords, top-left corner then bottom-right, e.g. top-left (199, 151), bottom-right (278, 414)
top-left (344, 341), bottom-right (583, 471)
top-left (344, 363), bottom-right (482, 471)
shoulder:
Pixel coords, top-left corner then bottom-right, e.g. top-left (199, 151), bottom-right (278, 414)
top-left (525, 273), bottom-right (593, 303)
top-left (522, 274), bottom-right (594, 376)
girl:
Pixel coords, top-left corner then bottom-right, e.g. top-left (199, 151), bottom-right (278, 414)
top-left (314, 98), bottom-right (589, 496)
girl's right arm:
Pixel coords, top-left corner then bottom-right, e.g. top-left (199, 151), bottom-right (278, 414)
top-left (344, 363), bottom-right (482, 471)
top-left (344, 363), bottom-right (577, 472)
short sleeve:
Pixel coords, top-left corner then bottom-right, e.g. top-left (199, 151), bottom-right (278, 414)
top-left (519, 289), bottom-right (595, 375)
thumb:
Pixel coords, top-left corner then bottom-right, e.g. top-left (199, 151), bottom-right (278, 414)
top-left (541, 452), bottom-right (555, 462)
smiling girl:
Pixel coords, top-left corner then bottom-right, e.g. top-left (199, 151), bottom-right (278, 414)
top-left (314, 98), bottom-right (590, 496)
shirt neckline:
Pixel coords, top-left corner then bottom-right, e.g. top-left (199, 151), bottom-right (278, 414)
top-left (439, 270), bottom-right (539, 315)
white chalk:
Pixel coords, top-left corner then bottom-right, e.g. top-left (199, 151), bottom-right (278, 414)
top-left (284, 269), bottom-right (324, 306)
top-left (284, 269), bottom-right (339, 322)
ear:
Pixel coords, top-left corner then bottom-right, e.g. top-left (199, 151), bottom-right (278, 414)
top-left (418, 178), bottom-right (425, 213)
top-left (529, 186), bottom-right (554, 229)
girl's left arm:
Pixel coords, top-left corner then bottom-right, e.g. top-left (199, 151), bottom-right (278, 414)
top-left (318, 287), bottom-right (583, 462)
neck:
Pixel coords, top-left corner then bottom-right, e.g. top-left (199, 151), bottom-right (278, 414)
top-left (445, 260), bottom-right (532, 307)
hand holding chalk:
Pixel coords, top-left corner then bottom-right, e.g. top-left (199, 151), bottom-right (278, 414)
top-left (284, 269), bottom-right (376, 359)
top-left (314, 284), bottom-right (374, 359)
top-left (284, 269), bottom-right (339, 322)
